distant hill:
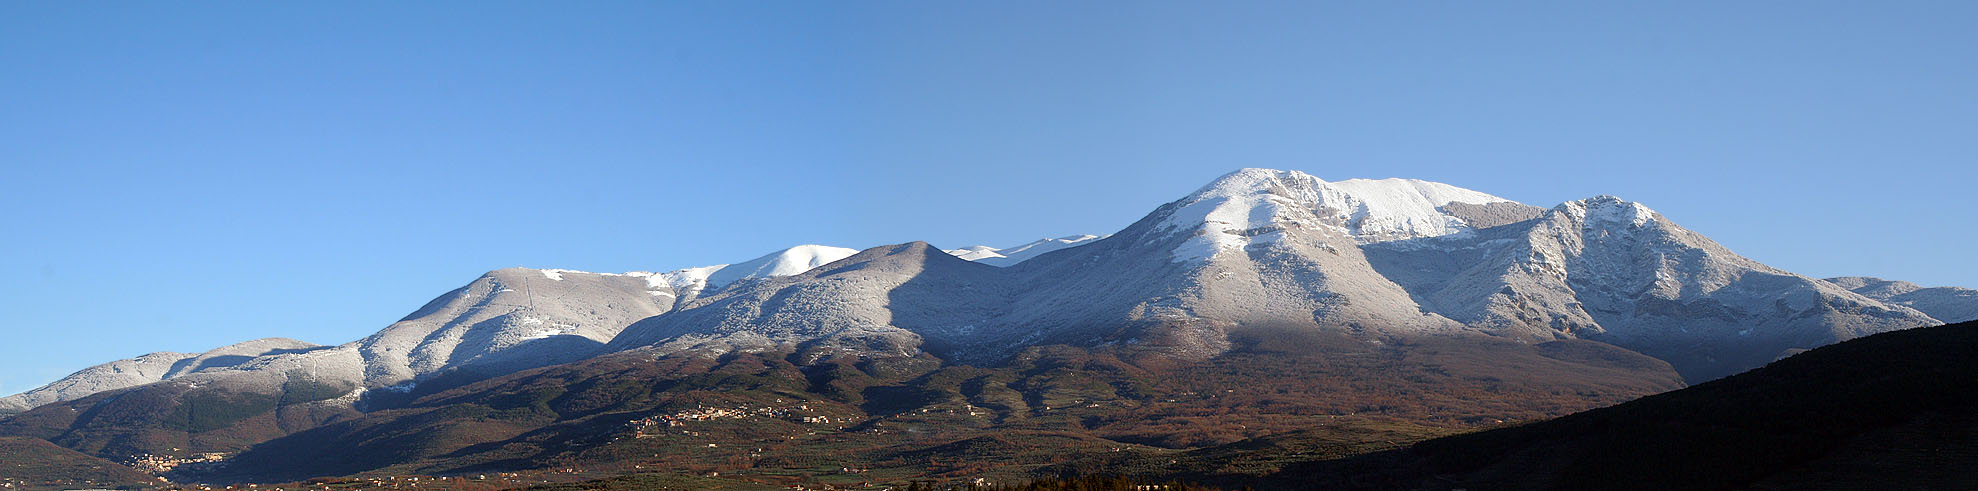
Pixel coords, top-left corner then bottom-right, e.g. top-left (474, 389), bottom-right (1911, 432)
top-left (1827, 276), bottom-right (1978, 324)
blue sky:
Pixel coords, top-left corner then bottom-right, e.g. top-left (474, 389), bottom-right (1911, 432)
top-left (2, 2), bottom-right (1973, 395)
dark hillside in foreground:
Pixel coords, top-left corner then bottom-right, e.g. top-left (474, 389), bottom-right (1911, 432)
top-left (0, 436), bottom-right (155, 491)
top-left (1254, 319), bottom-right (1978, 490)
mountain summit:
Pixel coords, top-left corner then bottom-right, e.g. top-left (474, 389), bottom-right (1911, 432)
top-left (1157, 169), bottom-right (1520, 263)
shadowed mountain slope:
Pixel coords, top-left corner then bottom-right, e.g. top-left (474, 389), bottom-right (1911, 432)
top-left (0, 436), bottom-right (156, 491)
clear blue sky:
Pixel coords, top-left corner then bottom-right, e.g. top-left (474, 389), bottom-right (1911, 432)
top-left (3, 2), bottom-right (1973, 395)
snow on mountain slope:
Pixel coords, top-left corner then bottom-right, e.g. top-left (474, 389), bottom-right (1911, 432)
top-left (1326, 177), bottom-right (1519, 241)
top-left (944, 235), bottom-right (1103, 267)
top-left (10, 169), bottom-right (1969, 416)
top-left (976, 171), bottom-right (1472, 359)
top-left (261, 244), bottom-right (868, 388)
top-left (606, 169), bottom-right (1959, 381)
top-left (0, 245), bottom-right (864, 413)
top-left (1365, 195), bottom-right (1940, 381)
top-left (944, 245), bottom-right (1006, 262)
top-left (356, 245), bottom-right (863, 386)
top-left (704, 245), bottom-right (860, 288)
top-left (1826, 276), bottom-right (1978, 324)
top-left (1155, 169), bottom-right (1514, 263)
top-left (620, 245), bottom-right (860, 298)
top-left (611, 170), bottom-right (1490, 364)
top-left (606, 242), bottom-right (1009, 361)
top-left (635, 265), bottom-right (727, 293)
top-left (0, 338), bottom-right (319, 414)
top-left (352, 267), bottom-right (675, 386)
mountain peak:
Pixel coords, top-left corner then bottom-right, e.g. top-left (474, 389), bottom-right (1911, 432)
top-left (1556, 195), bottom-right (1660, 229)
top-left (1183, 168), bottom-right (1325, 198)
top-left (1157, 168), bottom-right (1517, 262)
top-left (944, 235), bottom-right (1106, 267)
top-left (705, 244), bottom-right (860, 287)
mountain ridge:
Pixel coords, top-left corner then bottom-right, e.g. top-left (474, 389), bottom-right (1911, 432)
top-left (1825, 275), bottom-right (1978, 324)
top-left (1, 168), bottom-right (1966, 483)
top-left (598, 169), bottom-right (1946, 381)
top-left (7, 168), bottom-right (1961, 411)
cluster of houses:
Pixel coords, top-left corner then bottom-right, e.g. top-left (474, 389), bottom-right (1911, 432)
top-left (622, 402), bottom-right (856, 438)
top-left (289, 473), bottom-right (558, 490)
top-left (126, 451), bottom-right (231, 473)
top-left (911, 403), bottom-right (990, 417)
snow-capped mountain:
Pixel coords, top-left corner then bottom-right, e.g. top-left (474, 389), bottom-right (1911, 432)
top-left (6, 168), bottom-right (1969, 416)
top-left (0, 338), bottom-right (318, 414)
top-left (0, 245), bottom-right (865, 414)
top-left (1155, 170), bottom-right (1520, 261)
top-left (349, 244), bottom-right (869, 387)
top-left (351, 267), bottom-right (675, 386)
top-left (347, 245), bottom-right (870, 388)
top-left (603, 242), bottom-right (1010, 360)
top-left (1363, 194), bottom-right (1936, 379)
top-left (605, 169), bottom-right (1954, 380)
top-left (701, 245), bottom-right (861, 289)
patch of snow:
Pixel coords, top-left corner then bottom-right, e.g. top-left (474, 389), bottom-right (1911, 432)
top-left (335, 386), bottom-right (368, 402)
top-left (705, 245), bottom-right (860, 287)
top-left (637, 265), bottom-right (728, 290)
top-left (1157, 169), bottom-right (1517, 262)
top-left (1558, 196), bottom-right (1659, 229)
top-left (945, 245), bottom-right (1007, 262)
top-left (999, 235), bottom-right (1102, 257)
top-left (1170, 231), bottom-right (1229, 263)
top-left (613, 245), bottom-right (863, 295)
top-left (1325, 178), bottom-right (1512, 241)
top-left (948, 235), bottom-right (1106, 266)
top-left (536, 268), bottom-right (643, 281)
